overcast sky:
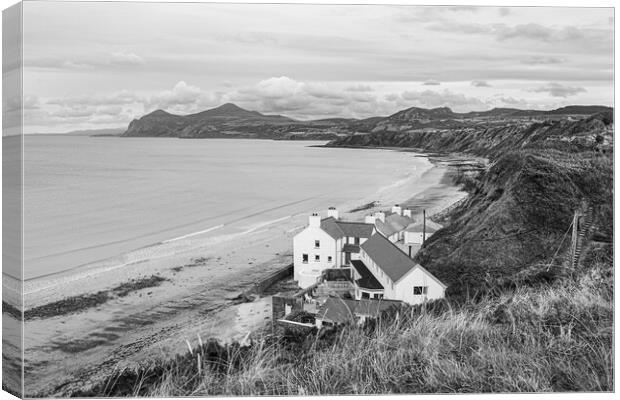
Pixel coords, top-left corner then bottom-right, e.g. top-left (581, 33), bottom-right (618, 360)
top-left (10, 2), bottom-right (615, 133)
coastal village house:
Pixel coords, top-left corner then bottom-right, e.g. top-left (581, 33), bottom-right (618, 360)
top-left (364, 205), bottom-right (414, 243)
top-left (293, 206), bottom-right (446, 305)
top-left (353, 233), bottom-right (446, 304)
top-left (293, 207), bottom-right (375, 288)
top-left (404, 219), bottom-right (443, 245)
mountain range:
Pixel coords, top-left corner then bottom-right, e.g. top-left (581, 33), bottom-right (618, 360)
top-left (121, 103), bottom-right (612, 139)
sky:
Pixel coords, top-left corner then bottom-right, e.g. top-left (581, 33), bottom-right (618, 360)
top-left (5, 1), bottom-right (615, 133)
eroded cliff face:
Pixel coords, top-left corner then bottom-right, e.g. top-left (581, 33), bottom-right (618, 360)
top-left (325, 110), bottom-right (614, 297)
top-left (327, 111), bottom-right (613, 157)
top-left (409, 113), bottom-right (613, 297)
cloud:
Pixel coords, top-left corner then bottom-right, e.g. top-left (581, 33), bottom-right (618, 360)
top-left (228, 76), bottom-right (385, 119)
top-left (392, 89), bottom-right (488, 111)
top-left (47, 90), bottom-right (142, 107)
top-left (109, 52), bottom-right (145, 66)
top-left (345, 84), bottom-right (373, 92)
top-left (147, 81), bottom-right (222, 112)
top-left (471, 80), bottom-right (491, 87)
top-left (530, 82), bottom-right (587, 98)
top-left (521, 56), bottom-right (565, 65)
top-left (27, 52), bottom-right (146, 70)
top-left (422, 79), bottom-right (441, 86)
top-left (447, 6), bottom-right (479, 13)
top-left (427, 21), bottom-right (608, 46)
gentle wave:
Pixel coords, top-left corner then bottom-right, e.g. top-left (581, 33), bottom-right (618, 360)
top-left (162, 224), bottom-right (225, 243)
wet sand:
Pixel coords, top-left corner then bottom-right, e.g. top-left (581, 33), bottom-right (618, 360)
top-left (7, 153), bottom-right (473, 397)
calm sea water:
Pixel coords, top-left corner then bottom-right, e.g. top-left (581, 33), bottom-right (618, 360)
top-left (22, 136), bottom-right (429, 280)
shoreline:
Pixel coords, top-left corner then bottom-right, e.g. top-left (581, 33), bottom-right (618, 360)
top-left (12, 150), bottom-right (473, 397)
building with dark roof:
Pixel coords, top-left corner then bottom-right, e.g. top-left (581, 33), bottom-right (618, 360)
top-left (355, 233), bottom-right (447, 305)
top-left (293, 209), bottom-right (376, 288)
top-left (364, 205), bottom-right (415, 242)
top-left (316, 296), bottom-right (403, 327)
top-left (404, 219), bottom-right (443, 245)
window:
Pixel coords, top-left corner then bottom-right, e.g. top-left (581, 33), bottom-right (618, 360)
top-left (302, 254), bottom-right (308, 263)
top-left (413, 286), bottom-right (428, 295)
top-left (355, 237), bottom-right (360, 245)
top-left (314, 240), bottom-right (320, 248)
top-left (327, 256), bottom-right (332, 262)
top-left (361, 291), bottom-right (370, 299)
top-left (315, 255), bottom-right (320, 262)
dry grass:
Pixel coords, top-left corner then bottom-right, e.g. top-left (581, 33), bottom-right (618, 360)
top-left (87, 242), bottom-right (612, 396)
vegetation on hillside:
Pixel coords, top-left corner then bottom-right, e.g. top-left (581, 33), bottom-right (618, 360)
top-left (64, 111), bottom-right (613, 396)
top-left (70, 240), bottom-right (612, 396)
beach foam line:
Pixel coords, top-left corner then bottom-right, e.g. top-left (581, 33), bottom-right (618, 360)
top-left (240, 215), bottom-right (291, 234)
top-left (162, 224), bottom-right (225, 243)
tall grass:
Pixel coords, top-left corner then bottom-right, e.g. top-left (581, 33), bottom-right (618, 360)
top-left (88, 243), bottom-right (612, 396)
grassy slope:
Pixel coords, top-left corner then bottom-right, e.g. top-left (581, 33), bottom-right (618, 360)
top-left (73, 242), bottom-right (612, 396)
top-left (67, 114), bottom-right (613, 396)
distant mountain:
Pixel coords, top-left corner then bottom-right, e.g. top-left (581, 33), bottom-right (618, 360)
top-left (123, 103), bottom-right (613, 140)
top-left (123, 103), bottom-right (297, 138)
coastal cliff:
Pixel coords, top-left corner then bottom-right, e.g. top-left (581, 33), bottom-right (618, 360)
top-left (329, 109), bottom-right (613, 296)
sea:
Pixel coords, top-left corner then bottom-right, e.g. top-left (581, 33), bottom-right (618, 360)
top-left (19, 136), bottom-right (432, 281)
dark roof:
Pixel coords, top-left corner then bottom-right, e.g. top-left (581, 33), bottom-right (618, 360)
top-left (322, 268), bottom-right (352, 282)
top-left (318, 296), bottom-right (402, 323)
top-left (342, 243), bottom-right (360, 253)
top-left (320, 217), bottom-right (345, 239)
top-left (318, 297), bottom-right (356, 323)
top-left (375, 220), bottom-right (398, 237)
top-left (320, 217), bottom-right (374, 240)
top-left (354, 299), bottom-right (403, 316)
top-left (360, 233), bottom-right (419, 282)
top-left (386, 213), bottom-right (414, 232)
top-left (337, 221), bottom-right (375, 238)
top-left (406, 220), bottom-right (442, 233)
top-left (351, 260), bottom-right (383, 290)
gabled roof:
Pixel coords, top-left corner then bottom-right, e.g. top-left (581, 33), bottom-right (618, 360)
top-left (385, 213), bottom-right (414, 232)
top-left (320, 217), bottom-right (345, 239)
top-left (405, 220), bottom-right (442, 234)
top-left (375, 219), bottom-right (398, 237)
top-left (337, 221), bottom-right (375, 238)
top-left (361, 233), bottom-right (447, 288)
top-left (318, 296), bottom-right (402, 323)
top-left (318, 297), bottom-right (356, 323)
top-left (320, 217), bottom-right (374, 240)
top-left (360, 233), bottom-right (419, 282)
top-left (351, 260), bottom-right (383, 290)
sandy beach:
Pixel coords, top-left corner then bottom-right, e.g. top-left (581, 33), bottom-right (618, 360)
top-left (7, 150), bottom-right (472, 397)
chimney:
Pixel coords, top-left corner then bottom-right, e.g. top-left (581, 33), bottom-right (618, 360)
top-left (364, 215), bottom-right (376, 224)
top-left (391, 204), bottom-right (402, 215)
top-left (309, 213), bottom-right (321, 227)
top-left (327, 207), bottom-right (339, 220)
top-left (373, 211), bottom-right (385, 223)
top-left (403, 208), bottom-right (412, 218)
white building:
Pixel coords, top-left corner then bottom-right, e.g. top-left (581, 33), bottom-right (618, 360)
top-left (404, 219), bottom-right (443, 245)
top-left (365, 204), bottom-right (415, 243)
top-left (293, 208), bottom-right (375, 288)
top-left (351, 232), bottom-right (446, 305)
